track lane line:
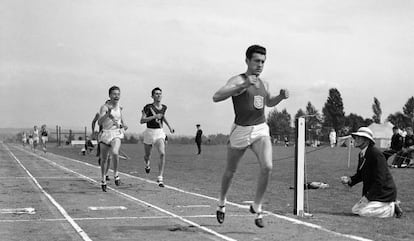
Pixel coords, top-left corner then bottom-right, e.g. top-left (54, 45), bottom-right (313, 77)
top-left (12, 144), bottom-right (237, 241)
top-left (2, 144), bottom-right (92, 241)
top-left (14, 144), bottom-right (372, 241)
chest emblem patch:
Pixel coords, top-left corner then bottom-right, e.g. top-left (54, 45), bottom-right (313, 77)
top-left (253, 95), bottom-right (264, 109)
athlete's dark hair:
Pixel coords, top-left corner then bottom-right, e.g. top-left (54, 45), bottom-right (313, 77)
top-left (151, 87), bottom-right (162, 96)
top-left (108, 86), bottom-right (120, 95)
top-left (246, 45), bottom-right (266, 59)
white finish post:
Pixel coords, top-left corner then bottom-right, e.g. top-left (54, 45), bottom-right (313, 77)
top-left (294, 117), bottom-right (305, 216)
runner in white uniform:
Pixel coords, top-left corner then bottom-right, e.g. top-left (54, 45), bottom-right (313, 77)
top-left (98, 86), bottom-right (128, 192)
top-left (32, 126), bottom-right (40, 152)
top-left (22, 132), bottom-right (27, 147)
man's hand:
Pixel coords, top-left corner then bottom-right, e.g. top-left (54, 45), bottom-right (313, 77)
top-left (239, 75), bottom-right (257, 89)
top-left (155, 113), bottom-right (164, 120)
top-left (340, 176), bottom-right (351, 185)
top-left (280, 89), bottom-right (289, 99)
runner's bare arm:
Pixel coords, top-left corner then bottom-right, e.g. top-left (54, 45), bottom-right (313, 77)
top-left (212, 75), bottom-right (252, 102)
top-left (92, 113), bottom-right (99, 132)
top-left (120, 113), bottom-right (128, 131)
top-left (97, 105), bottom-right (111, 126)
top-left (163, 117), bottom-right (175, 133)
top-left (140, 110), bottom-right (161, 124)
top-left (264, 81), bottom-right (289, 107)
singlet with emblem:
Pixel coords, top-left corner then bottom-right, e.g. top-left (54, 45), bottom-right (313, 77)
top-left (231, 74), bottom-right (267, 126)
top-left (143, 104), bottom-right (167, 129)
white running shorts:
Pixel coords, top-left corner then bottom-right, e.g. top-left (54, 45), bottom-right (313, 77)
top-left (143, 128), bottom-right (166, 145)
top-left (99, 129), bottom-right (124, 145)
top-left (41, 136), bottom-right (48, 143)
top-left (228, 122), bottom-right (270, 149)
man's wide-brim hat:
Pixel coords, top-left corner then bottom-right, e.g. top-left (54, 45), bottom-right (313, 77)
top-left (351, 127), bottom-right (375, 143)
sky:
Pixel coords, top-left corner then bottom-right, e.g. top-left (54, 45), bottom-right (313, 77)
top-left (1, 0), bottom-right (413, 136)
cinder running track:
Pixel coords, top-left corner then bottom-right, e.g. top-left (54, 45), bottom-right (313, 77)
top-left (0, 143), bottom-right (371, 241)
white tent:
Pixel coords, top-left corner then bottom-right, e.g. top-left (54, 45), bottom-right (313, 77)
top-left (368, 121), bottom-right (394, 148)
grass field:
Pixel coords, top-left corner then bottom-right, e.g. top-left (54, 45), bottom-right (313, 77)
top-left (46, 143), bottom-right (414, 241)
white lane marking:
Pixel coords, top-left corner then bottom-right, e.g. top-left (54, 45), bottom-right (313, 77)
top-left (14, 145), bottom-right (237, 241)
top-left (0, 176), bottom-right (96, 179)
top-left (0, 207), bottom-right (35, 214)
top-left (0, 213), bottom-right (255, 222)
top-left (3, 144), bottom-right (92, 241)
top-left (88, 206), bottom-right (127, 211)
top-left (242, 201), bottom-right (254, 204)
top-left (16, 145), bottom-right (373, 241)
top-left (176, 205), bottom-right (210, 208)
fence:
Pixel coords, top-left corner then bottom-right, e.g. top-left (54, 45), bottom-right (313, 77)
top-left (51, 126), bottom-right (89, 147)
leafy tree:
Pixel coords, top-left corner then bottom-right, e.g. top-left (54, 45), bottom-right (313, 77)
top-left (403, 96), bottom-right (414, 127)
top-left (322, 88), bottom-right (345, 133)
top-left (267, 108), bottom-right (292, 140)
top-left (387, 111), bottom-right (411, 128)
top-left (305, 102), bottom-right (322, 141)
top-left (294, 109), bottom-right (305, 120)
top-left (344, 113), bottom-right (367, 133)
top-left (372, 97), bottom-right (382, 124)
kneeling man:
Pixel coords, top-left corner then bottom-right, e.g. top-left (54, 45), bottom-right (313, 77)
top-left (341, 127), bottom-right (403, 218)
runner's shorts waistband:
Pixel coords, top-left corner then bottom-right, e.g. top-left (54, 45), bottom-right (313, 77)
top-left (143, 128), bottom-right (166, 145)
top-left (228, 122), bottom-right (269, 149)
top-left (99, 128), bottom-right (124, 145)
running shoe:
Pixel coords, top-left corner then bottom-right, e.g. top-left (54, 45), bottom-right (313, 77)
top-left (249, 204), bottom-right (264, 228)
top-left (105, 175), bottom-right (110, 181)
top-left (157, 176), bottom-right (164, 188)
top-left (114, 176), bottom-right (120, 186)
top-left (101, 181), bottom-right (107, 192)
top-left (216, 205), bottom-right (225, 224)
top-left (145, 165), bottom-right (151, 174)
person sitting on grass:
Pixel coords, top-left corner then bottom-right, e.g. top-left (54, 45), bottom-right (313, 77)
top-left (383, 126), bottom-right (404, 161)
top-left (392, 127), bottom-right (414, 168)
top-left (340, 127), bottom-right (403, 218)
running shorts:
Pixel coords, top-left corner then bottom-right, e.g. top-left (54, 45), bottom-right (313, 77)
top-left (99, 128), bottom-right (124, 145)
top-left (41, 136), bottom-right (48, 143)
top-left (143, 128), bottom-right (166, 145)
top-left (228, 122), bottom-right (270, 149)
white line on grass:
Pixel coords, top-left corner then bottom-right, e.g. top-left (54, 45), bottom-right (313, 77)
top-left (13, 145), bottom-right (237, 241)
top-left (15, 145), bottom-right (373, 241)
top-left (3, 144), bottom-right (92, 241)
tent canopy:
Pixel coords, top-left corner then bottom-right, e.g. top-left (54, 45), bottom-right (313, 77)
top-left (368, 121), bottom-right (394, 139)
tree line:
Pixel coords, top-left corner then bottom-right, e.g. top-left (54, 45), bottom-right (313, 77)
top-left (267, 88), bottom-right (414, 143)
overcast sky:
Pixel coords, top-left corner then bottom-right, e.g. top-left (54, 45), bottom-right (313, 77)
top-left (1, 0), bottom-right (413, 136)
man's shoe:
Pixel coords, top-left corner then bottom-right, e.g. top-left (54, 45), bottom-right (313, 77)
top-left (254, 213), bottom-right (264, 228)
top-left (145, 166), bottom-right (151, 174)
top-left (101, 181), bottom-right (107, 192)
top-left (249, 204), bottom-right (264, 228)
top-left (105, 175), bottom-right (110, 181)
top-left (114, 176), bottom-right (120, 186)
top-left (395, 201), bottom-right (403, 218)
top-left (216, 205), bottom-right (225, 224)
top-left (157, 176), bottom-right (164, 187)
